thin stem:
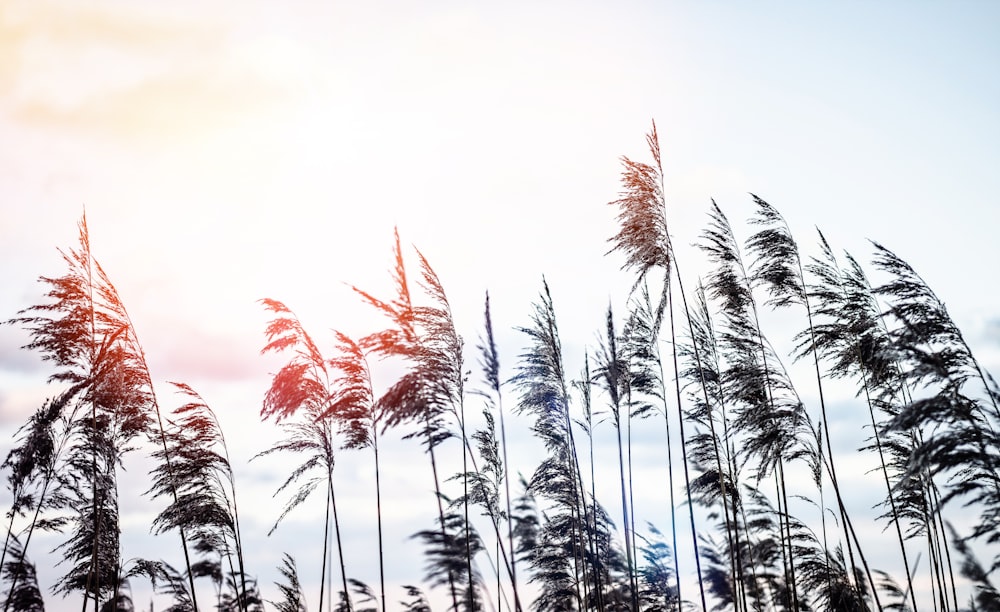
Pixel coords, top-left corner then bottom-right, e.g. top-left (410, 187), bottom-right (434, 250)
top-left (85, 223), bottom-right (99, 612)
top-left (496, 391), bottom-right (522, 612)
top-left (329, 468), bottom-right (351, 612)
top-left (426, 418), bottom-right (461, 612)
top-left (319, 478), bottom-right (330, 612)
top-left (615, 413), bottom-right (638, 612)
top-left (668, 284), bottom-right (708, 612)
top-left (373, 430), bottom-right (386, 612)
top-left (625, 396), bottom-right (639, 602)
top-left (460, 396), bottom-right (474, 610)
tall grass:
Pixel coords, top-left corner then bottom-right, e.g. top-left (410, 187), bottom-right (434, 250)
top-left (3, 126), bottom-right (999, 612)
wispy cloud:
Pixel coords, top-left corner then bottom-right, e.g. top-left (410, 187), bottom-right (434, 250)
top-left (1, 2), bottom-right (305, 146)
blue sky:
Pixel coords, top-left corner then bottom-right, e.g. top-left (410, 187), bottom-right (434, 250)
top-left (1, 1), bottom-right (998, 610)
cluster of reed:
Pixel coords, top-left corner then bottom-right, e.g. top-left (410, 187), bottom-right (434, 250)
top-left (2, 124), bottom-right (997, 612)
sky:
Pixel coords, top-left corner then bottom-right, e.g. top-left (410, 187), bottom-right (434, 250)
top-left (1, 1), bottom-right (999, 610)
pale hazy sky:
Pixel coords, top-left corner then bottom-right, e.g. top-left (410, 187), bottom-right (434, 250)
top-left (1, 1), bottom-right (998, 610)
